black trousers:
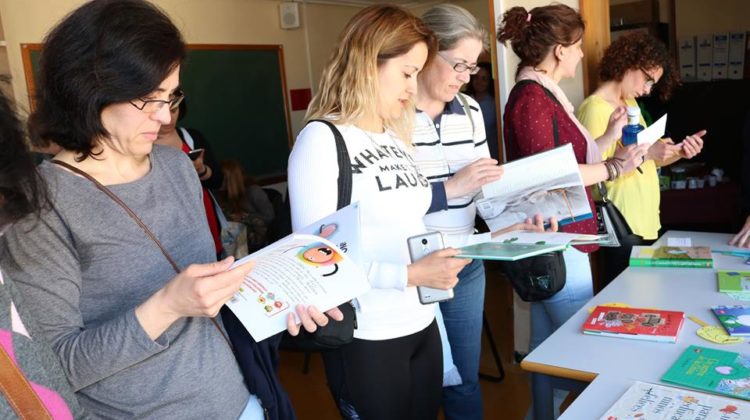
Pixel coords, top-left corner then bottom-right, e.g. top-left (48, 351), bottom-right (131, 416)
top-left (322, 320), bottom-right (442, 420)
top-left (598, 233), bottom-right (656, 290)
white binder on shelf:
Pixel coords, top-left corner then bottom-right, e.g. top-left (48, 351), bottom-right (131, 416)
top-left (728, 31), bottom-right (747, 80)
top-left (712, 32), bottom-right (729, 80)
top-left (695, 34), bottom-right (713, 81)
top-left (677, 36), bottom-right (696, 80)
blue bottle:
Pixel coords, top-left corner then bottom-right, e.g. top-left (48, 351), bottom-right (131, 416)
top-left (621, 106), bottom-right (644, 146)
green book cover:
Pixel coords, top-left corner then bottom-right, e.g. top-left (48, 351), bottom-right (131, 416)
top-left (718, 270), bottom-right (750, 293)
top-left (456, 242), bottom-right (565, 261)
top-left (661, 345), bottom-right (750, 401)
top-left (630, 246), bottom-right (714, 268)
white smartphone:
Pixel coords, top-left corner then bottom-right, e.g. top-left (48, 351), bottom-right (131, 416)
top-left (407, 231), bottom-right (454, 305)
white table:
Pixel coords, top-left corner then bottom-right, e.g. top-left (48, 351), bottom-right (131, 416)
top-left (521, 231), bottom-right (750, 418)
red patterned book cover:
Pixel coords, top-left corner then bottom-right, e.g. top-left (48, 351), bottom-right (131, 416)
top-left (583, 305), bottom-right (685, 343)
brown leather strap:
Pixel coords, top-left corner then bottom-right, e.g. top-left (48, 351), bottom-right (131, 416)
top-left (0, 345), bottom-right (52, 420)
top-left (50, 159), bottom-right (234, 352)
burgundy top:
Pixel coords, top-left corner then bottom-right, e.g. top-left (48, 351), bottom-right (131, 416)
top-left (503, 82), bottom-right (599, 253)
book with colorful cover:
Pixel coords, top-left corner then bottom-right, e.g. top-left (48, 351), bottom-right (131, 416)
top-left (629, 246), bottom-right (714, 268)
top-left (600, 380), bottom-right (750, 420)
top-left (582, 305), bottom-right (685, 343)
top-left (662, 345), bottom-right (750, 401)
top-left (711, 305), bottom-right (750, 336)
top-left (718, 270), bottom-right (750, 293)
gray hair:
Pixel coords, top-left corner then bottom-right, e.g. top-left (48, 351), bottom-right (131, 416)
top-left (421, 4), bottom-right (488, 52)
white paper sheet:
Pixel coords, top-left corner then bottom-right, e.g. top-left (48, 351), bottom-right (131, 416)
top-left (637, 113), bottom-right (668, 146)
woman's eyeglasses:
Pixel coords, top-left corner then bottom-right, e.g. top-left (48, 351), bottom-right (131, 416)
top-left (130, 89), bottom-right (184, 113)
top-left (640, 68), bottom-right (656, 89)
top-left (438, 53), bottom-right (480, 75)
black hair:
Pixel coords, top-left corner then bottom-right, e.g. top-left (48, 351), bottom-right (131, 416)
top-left (177, 93), bottom-right (188, 122)
top-left (29, 0), bottom-right (186, 159)
top-left (0, 76), bottom-right (49, 226)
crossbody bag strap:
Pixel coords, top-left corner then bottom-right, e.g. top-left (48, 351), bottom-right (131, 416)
top-left (308, 120), bottom-right (353, 209)
top-left (49, 159), bottom-right (234, 351)
top-left (0, 345), bottom-right (52, 420)
top-left (456, 93), bottom-right (476, 137)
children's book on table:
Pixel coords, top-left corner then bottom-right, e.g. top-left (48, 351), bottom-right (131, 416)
top-left (662, 345), bottom-right (750, 401)
top-left (717, 270), bottom-right (750, 293)
top-left (582, 305), bottom-right (685, 343)
top-left (600, 380), bottom-right (750, 420)
top-left (711, 305), bottom-right (750, 336)
top-left (629, 245), bottom-right (714, 268)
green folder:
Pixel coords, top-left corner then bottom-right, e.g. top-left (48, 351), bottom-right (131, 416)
top-left (455, 242), bottom-right (566, 261)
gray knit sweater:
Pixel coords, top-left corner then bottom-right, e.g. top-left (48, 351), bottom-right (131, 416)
top-left (0, 145), bottom-right (249, 419)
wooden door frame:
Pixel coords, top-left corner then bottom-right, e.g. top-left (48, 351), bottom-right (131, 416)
top-left (580, 0), bottom-right (611, 97)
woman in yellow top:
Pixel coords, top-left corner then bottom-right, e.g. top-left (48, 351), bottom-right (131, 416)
top-left (578, 33), bottom-right (705, 287)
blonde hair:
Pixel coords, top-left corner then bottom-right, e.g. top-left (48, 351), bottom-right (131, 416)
top-left (305, 4), bottom-right (437, 144)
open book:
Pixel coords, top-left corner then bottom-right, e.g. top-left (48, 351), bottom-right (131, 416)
top-left (475, 144), bottom-right (592, 233)
top-left (601, 380), bottom-right (750, 419)
top-left (226, 203), bottom-right (369, 341)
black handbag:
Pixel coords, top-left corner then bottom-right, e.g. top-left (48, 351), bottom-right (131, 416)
top-left (499, 251), bottom-right (566, 302)
top-left (280, 119), bottom-right (357, 352)
top-left (593, 183), bottom-right (632, 247)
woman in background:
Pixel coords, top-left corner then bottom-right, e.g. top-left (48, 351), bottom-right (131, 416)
top-left (497, 4), bottom-right (648, 418)
top-left (465, 61), bottom-right (499, 160)
top-left (413, 5), bottom-right (555, 419)
top-left (288, 5), bottom-right (469, 418)
top-left (217, 159), bottom-right (275, 251)
top-left (578, 32), bottom-right (705, 288)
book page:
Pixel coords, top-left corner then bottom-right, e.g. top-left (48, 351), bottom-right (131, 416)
top-left (601, 380), bottom-right (750, 419)
top-left (226, 234), bottom-right (370, 341)
top-left (476, 144), bottom-right (591, 232)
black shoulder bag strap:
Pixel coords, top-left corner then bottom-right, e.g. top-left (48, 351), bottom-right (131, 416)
top-left (308, 119), bottom-right (353, 209)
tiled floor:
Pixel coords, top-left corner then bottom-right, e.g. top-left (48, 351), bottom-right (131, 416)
top-left (277, 261), bottom-right (533, 419)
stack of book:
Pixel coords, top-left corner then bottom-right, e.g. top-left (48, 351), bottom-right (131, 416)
top-left (717, 270), bottom-right (750, 301)
top-left (629, 246), bottom-right (714, 268)
top-left (582, 305), bottom-right (685, 343)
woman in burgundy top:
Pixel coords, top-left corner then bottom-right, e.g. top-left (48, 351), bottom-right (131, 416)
top-left (497, 5), bottom-right (647, 419)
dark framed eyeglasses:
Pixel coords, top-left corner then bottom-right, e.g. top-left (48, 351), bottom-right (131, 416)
top-left (640, 68), bottom-right (656, 89)
top-left (438, 53), bottom-right (480, 75)
top-left (129, 89), bottom-right (184, 113)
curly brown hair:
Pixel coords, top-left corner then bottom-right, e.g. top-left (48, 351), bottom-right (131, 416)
top-left (599, 33), bottom-right (679, 101)
top-left (496, 4), bottom-right (584, 75)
